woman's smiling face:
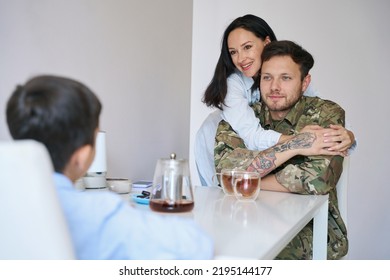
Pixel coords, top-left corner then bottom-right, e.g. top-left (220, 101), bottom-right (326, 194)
top-left (227, 27), bottom-right (270, 78)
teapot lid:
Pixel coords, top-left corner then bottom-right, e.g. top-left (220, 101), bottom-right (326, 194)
top-left (159, 153), bottom-right (187, 168)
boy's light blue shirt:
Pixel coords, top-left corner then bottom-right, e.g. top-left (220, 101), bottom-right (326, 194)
top-left (53, 173), bottom-right (214, 259)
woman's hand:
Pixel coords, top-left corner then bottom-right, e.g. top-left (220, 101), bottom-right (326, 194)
top-left (300, 124), bottom-right (355, 155)
top-left (324, 124), bottom-right (355, 152)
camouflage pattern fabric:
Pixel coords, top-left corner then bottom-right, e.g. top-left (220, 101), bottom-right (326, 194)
top-left (215, 96), bottom-right (348, 259)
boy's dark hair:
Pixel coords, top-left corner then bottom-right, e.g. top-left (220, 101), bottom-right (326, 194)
top-left (6, 75), bottom-right (102, 172)
top-left (261, 40), bottom-right (314, 80)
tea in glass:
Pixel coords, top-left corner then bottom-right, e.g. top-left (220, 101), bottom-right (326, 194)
top-left (233, 171), bottom-right (261, 201)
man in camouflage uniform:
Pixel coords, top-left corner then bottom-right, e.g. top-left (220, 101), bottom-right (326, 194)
top-left (215, 40), bottom-right (348, 259)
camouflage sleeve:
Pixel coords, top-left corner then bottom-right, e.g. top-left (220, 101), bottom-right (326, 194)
top-left (214, 120), bottom-right (261, 173)
top-left (275, 155), bottom-right (344, 194)
top-left (275, 100), bottom-right (346, 194)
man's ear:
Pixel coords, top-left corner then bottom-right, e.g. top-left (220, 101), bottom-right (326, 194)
top-left (65, 144), bottom-right (94, 182)
top-left (302, 74), bottom-right (311, 93)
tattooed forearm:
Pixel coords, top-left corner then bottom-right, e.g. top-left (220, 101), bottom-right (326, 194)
top-left (248, 149), bottom-right (277, 177)
top-left (247, 132), bottom-right (316, 177)
top-left (275, 132), bottom-right (315, 152)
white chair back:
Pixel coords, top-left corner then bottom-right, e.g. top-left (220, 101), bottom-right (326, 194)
top-left (0, 140), bottom-right (75, 259)
top-left (337, 157), bottom-right (349, 226)
top-left (336, 156), bottom-right (350, 259)
top-left (194, 110), bottom-right (222, 186)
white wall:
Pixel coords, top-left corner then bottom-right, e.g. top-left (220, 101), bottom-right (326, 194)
top-left (0, 0), bottom-right (193, 181)
top-left (190, 0), bottom-right (390, 259)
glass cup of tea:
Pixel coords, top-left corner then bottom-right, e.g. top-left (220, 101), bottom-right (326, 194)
top-left (215, 169), bottom-right (243, 196)
top-left (233, 171), bottom-right (261, 201)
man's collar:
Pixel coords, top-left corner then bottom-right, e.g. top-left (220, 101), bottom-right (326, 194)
top-left (261, 96), bottom-right (308, 127)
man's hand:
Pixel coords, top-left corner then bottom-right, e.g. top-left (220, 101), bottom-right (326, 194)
top-left (300, 124), bottom-right (353, 156)
top-left (292, 130), bottom-right (345, 157)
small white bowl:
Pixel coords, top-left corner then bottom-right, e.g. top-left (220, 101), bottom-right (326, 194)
top-left (106, 178), bottom-right (132, 194)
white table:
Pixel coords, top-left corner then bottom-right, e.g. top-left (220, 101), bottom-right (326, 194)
top-left (129, 185), bottom-right (329, 260)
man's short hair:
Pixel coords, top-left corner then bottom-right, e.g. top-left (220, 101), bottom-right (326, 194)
top-left (261, 40), bottom-right (314, 80)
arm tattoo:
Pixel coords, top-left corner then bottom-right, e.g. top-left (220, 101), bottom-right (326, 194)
top-left (275, 132), bottom-right (315, 152)
top-left (248, 132), bottom-right (316, 176)
top-left (248, 149), bottom-right (276, 177)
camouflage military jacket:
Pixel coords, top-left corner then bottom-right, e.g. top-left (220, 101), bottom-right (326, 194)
top-left (215, 96), bottom-right (348, 251)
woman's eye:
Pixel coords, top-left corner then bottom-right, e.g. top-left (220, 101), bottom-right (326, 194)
top-left (244, 44), bottom-right (252, 50)
top-left (229, 50), bottom-right (237, 56)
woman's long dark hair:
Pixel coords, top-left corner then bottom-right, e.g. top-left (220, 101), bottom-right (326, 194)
top-left (202, 14), bottom-right (277, 110)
